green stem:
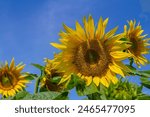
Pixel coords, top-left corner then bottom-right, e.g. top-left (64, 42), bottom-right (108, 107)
top-left (34, 76), bottom-right (41, 94)
top-left (129, 58), bottom-right (133, 66)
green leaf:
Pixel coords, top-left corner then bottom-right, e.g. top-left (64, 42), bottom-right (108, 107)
top-left (25, 74), bottom-right (37, 80)
top-left (22, 91), bottom-right (66, 100)
top-left (54, 92), bottom-right (69, 100)
top-left (39, 86), bottom-right (48, 92)
top-left (137, 94), bottom-right (150, 100)
top-left (31, 63), bottom-right (44, 71)
top-left (12, 91), bottom-right (30, 100)
top-left (127, 65), bottom-right (150, 78)
top-left (140, 77), bottom-right (150, 89)
top-left (76, 82), bottom-right (98, 96)
top-left (66, 74), bottom-right (80, 90)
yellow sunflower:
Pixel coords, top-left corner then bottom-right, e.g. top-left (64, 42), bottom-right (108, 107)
top-left (51, 16), bottom-right (132, 87)
top-left (124, 20), bottom-right (150, 66)
top-left (0, 58), bottom-right (29, 97)
top-left (41, 59), bottom-right (63, 91)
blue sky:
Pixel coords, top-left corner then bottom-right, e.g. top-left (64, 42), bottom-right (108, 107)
top-left (0, 0), bottom-right (150, 99)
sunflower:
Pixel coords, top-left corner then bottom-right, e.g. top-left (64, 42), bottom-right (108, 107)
top-left (0, 58), bottom-right (29, 97)
top-left (41, 59), bottom-right (63, 91)
top-left (51, 16), bottom-right (132, 87)
top-left (124, 20), bottom-right (150, 67)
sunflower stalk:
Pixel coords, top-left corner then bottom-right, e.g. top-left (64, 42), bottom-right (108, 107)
top-left (34, 76), bottom-right (41, 94)
top-left (34, 70), bottom-right (43, 94)
top-left (129, 58), bottom-right (134, 67)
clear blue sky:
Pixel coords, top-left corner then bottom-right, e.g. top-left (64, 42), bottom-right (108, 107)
top-left (0, 0), bottom-right (150, 99)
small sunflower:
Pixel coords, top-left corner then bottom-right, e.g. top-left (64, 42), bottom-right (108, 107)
top-left (51, 16), bottom-right (132, 87)
top-left (41, 59), bottom-right (63, 91)
top-left (124, 20), bottom-right (150, 66)
top-left (0, 58), bottom-right (29, 97)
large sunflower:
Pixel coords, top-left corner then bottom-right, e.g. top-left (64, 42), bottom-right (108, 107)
top-left (124, 20), bottom-right (150, 66)
top-left (0, 58), bottom-right (29, 97)
top-left (41, 59), bottom-right (63, 91)
top-left (51, 16), bottom-right (131, 87)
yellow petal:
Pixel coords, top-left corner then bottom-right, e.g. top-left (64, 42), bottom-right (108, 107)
top-left (110, 51), bottom-right (132, 61)
top-left (10, 58), bottom-right (15, 70)
top-left (104, 26), bottom-right (118, 39)
top-left (50, 43), bottom-right (66, 50)
top-left (77, 73), bottom-right (82, 77)
top-left (109, 64), bottom-right (125, 77)
top-left (16, 64), bottom-right (25, 72)
top-left (8, 91), bottom-right (12, 97)
top-left (75, 21), bottom-right (86, 40)
top-left (100, 76), bottom-right (109, 87)
top-left (58, 75), bottom-right (70, 85)
top-left (93, 76), bottom-right (100, 86)
top-left (88, 15), bottom-right (95, 39)
top-left (110, 43), bottom-right (131, 51)
top-left (3, 91), bottom-right (8, 97)
top-left (137, 56), bottom-right (148, 65)
top-left (63, 24), bottom-right (75, 34)
top-left (96, 17), bottom-right (104, 39)
top-left (103, 18), bottom-right (109, 28)
top-left (14, 85), bottom-right (23, 90)
top-left (85, 76), bottom-right (92, 86)
top-left (106, 70), bottom-right (118, 84)
top-left (10, 89), bottom-right (16, 96)
top-left (113, 61), bottom-right (131, 72)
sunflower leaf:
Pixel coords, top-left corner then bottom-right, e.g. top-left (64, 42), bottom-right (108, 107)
top-left (22, 91), bottom-right (67, 100)
top-left (54, 91), bottom-right (69, 100)
top-left (25, 74), bottom-right (37, 80)
top-left (140, 77), bottom-right (150, 89)
top-left (12, 91), bottom-right (30, 100)
top-left (137, 94), bottom-right (150, 100)
top-left (76, 82), bottom-right (98, 96)
top-left (31, 63), bottom-right (44, 71)
top-left (127, 65), bottom-right (150, 78)
top-left (66, 74), bottom-right (81, 90)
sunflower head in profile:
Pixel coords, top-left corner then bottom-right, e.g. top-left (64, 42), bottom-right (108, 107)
top-left (124, 20), bottom-right (150, 67)
top-left (51, 16), bottom-right (132, 87)
top-left (40, 59), bottom-right (64, 91)
top-left (0, 58), bottom-right (29, 97)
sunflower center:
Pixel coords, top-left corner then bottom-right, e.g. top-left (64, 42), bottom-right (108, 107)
top-left (1, 75), bottom-right (13, 88)
top-left (129, 37), bottom-right (141, 56)
top-left (0, 72), bottom-right (18, 89)
top-left (85, 49), bottom-right (100, 64)
top-left (74, 39), bottom-right (110, 76)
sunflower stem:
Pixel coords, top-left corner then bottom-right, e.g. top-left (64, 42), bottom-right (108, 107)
top-left (34, 76), bottom-right (41, 94)
top-left (129, 58), bottom-right (133, 66)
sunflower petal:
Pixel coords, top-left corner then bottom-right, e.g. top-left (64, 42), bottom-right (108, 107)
top-left (109, 64), bottom-right (125, 77)
top-left (93, 76), bottom-right (100, 86)
top-left (85, 76), bottom-right (92, 86)
top-left (10, 58), bottom-right (15, 70)
top-left (104, 26), bottom-right (118, 39)
top-left (110, 51), bottom-right (132, 61)
top-left (100, 76), bottom-right (109, 87)
top-left (51, 43), bottom-right (66, 50)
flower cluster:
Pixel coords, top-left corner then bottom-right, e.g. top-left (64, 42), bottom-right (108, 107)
top-left (51, 16), bottom-right (149, 88)
top-left (0, 16), bottom-right (150, 100)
